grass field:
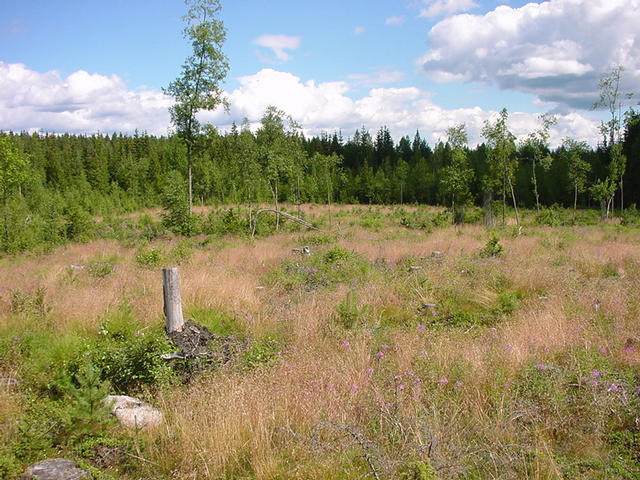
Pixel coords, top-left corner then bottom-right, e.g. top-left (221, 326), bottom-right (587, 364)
top-left (1, 204), bottom-right (639, 479)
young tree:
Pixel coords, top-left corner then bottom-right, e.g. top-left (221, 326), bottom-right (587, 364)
top-left (256, 106), bottom-right (305, 231)
top-left (592, 65), bottom-right (633, 214)
top-left (482, 108), bottom-right (519, 225)
top-left (521, 113), bottom-right (556, 213)
top-left (441, 124), bottom-right (474, 224)
top-left (165, 0), bottom-right (229, 212)
top-left (562, 138), bottom-right (591, 220)
top-left (312, 152), bottom-right (342, 226)
top-left (0, 136), bottom-right (30, 249)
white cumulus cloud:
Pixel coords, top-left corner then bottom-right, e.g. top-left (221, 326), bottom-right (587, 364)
top-left (201, 68), bottom-right (600, 147)
top-left (385, 16), bottom-right (406, 25)
top-left (253, 34), bottom-right (301, 63)
top-left (0, 62), bottom-right (171, 135)
top-left (0, 63), bottom-right (601, 147)
top-left (420, 0), bottom-right (478, 18)
top-left (419, 0), bottom-right (640, 110)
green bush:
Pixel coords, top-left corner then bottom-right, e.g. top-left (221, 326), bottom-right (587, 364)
top-left (135, 247), bottom-right (163, 268)
top-left (86, 260), bottom-right (115, 278)
top-left (478, 235), bottom-right (503, 258)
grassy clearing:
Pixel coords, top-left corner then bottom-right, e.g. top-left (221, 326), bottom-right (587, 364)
top-left (1, 204), bottom-right (639, 479)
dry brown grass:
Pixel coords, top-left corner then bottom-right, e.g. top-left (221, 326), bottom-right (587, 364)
top-left (2, 208), bottom-right (640, 479)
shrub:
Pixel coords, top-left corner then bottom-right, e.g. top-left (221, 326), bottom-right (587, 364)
top-left (336, 290), bottom-right (369, 329)
top-left (135, 247), bottom-right (163, 268)
top-left (478, 235), bottom-right (503, 258)
top-left (86, 260), bottom-right (115, 278)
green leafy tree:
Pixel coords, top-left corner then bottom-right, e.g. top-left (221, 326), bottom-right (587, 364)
top-left (256, 106), bottom-right (305, 231)
top-left (592, 65), bottom-right (633, 214)
top-left (441, 124), bottom-right (474, 224)
top-left (0, 136), bottom-right (30, 250)
top-left (482, 108), bottom-right (519, 225)
top-left (521, 113), bottom-right (556, 212)
top-left (164, 0), bottom-right (229, 212)
top-left (562, 138), bottom-right (591, 220)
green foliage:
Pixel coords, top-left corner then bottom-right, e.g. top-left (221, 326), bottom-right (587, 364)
top-left (266, 244), bottom-right (370, 291)
top-left (162, 171), bottom-right (197, 235)
top-left (203, 208), bottom-right (248, 236)
top-left (336, 290), bottom-right (369, 329)
top-left (91, 305), bottom-right (174, 392)
top-left (10, 286), bottom-right (49, 317)
top-left (241, 336), bottom-right (281, 370)
top-left (135, 247), bottom-right (163, 268)
top-left (478, 235), bottom-right (504, 258)
top-left (86, 260), bottom-right (115, 278)
top-left (67, 362), bottom-right (112, 428)
top-left (399, 459), bottom-right (440, 480)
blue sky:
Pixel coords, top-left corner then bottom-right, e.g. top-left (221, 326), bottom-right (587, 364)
top-left (1, 0), bottom-right (638, 146)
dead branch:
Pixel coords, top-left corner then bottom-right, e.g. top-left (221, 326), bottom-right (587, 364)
top-left (251, 208), bottom-right (319, 237)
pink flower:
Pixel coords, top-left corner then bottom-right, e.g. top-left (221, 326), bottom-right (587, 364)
top-left (397, 384), bottom-right (405, 391)
top-left (381, 344), bottom-right (390, 351)
top-left (375, 351), bottom-right (384, 359)
top-left (608, 384), bottom-right (619, 392)
top-left (417, 324), bottom-right (426, 332)
top-left (535, 362), bottom-right (545, 370)
top-left (438, 377), bottom-right (448, 385)
top-left (341, 340), bottom-right (350, 348)
top-left (625, 346), bottom-right (634, 354)
top-left (366, 367), bottom-right (374, 376)
top-left (455, 381), bottom-right (463, 388)
top-left (590, 369), bottom-right (601, 378)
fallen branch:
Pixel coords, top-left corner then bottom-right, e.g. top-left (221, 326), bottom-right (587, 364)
top-left (251, 208), bottom-right (319, 237)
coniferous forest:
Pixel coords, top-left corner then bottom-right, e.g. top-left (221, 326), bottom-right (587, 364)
top-left (0, 106), bottom-right (639, 254)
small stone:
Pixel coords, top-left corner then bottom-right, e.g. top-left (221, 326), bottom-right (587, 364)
top-left (23, 459), bottom-right (91, 479)
top-left (0, 377), bottom-right (19, 387)
top-left (103, 395), bottom-right (162, 429)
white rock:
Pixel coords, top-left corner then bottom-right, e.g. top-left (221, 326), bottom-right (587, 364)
top-left (103, 395), bottom-right (163, 429)
top-left (23, 458), bottom-right (91, 479)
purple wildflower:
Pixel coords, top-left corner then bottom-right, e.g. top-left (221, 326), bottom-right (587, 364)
top-left (438, 377), bottom-right (448, 385)
top-left (341, 340), bottom-right (350, 348)
top-left (417, 324), bottom-right (426, 332)
top-left (608, 384), bottom-right (619, 392)
top-left (455, 381), bottom-right (463, 388)
top-left (375, 351), bottom-right (384, 359)
top-left (590, 369), bottom-right (601, 378)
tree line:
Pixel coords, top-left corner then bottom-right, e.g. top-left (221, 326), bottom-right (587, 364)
top-left (0, 102), bottom-right (638, 251)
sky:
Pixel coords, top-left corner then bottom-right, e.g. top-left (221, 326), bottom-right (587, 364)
top-left (0, 0), bottom-right (638, 147)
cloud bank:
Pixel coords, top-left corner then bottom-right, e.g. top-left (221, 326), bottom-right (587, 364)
top-left (0, 63), bottom-right (600, 147)
top-left (419, 0), bottom-right (640, 110)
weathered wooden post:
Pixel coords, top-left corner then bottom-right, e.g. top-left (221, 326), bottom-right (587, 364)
top-left (162, 267), bottom-right (184, 333)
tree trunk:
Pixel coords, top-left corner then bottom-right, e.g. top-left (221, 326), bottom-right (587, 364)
top-left (502, 172), bottom-right (506, 225)
top-left (573, 184), bottom-right (578, 221)
top-left (187, 143), bottom-right (193, 213)
top-left (162, 267), bottom-right (184, 334)
top-left (508, 176), bottom-right (519, 226)
top-left (274, 180), bottom-right (280, 232)
top-left (620, 174), bottom-right (624, 215)
top-left (483, 189), bottom-right (494, 227)
top-left (532, 157), bottom-right (540, 213)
